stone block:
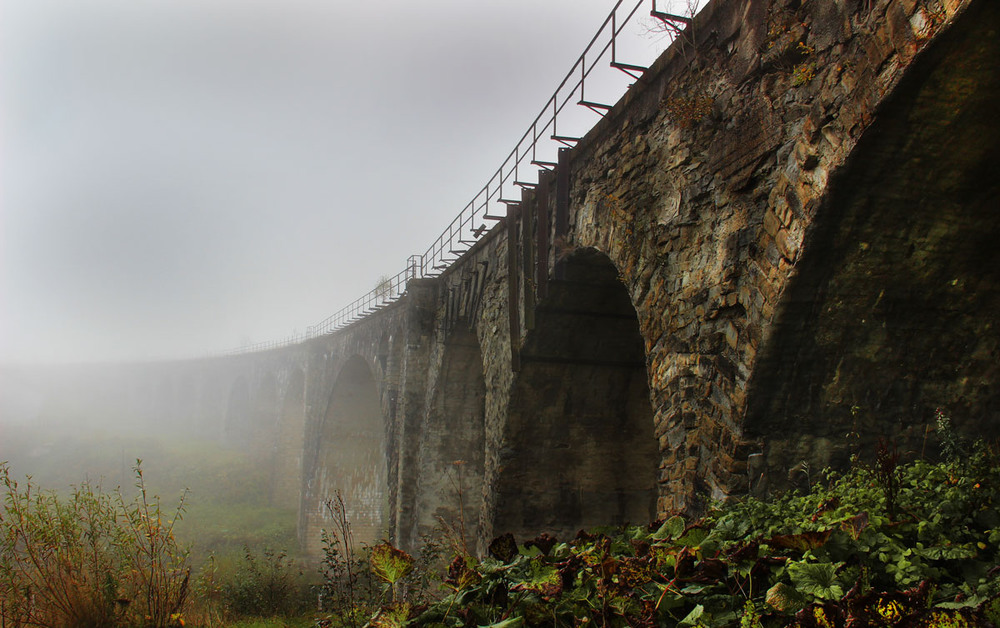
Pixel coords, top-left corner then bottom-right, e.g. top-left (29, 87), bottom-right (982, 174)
top-left (724, 322), bottom-right (740, 349)
top-left (775, 228), bottom-right (799, 261)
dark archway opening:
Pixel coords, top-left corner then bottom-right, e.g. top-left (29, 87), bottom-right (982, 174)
top-left (411, 326), bottom-right (486, 551)
top-left (272, 368), bottom-right (305, 509)
top-left (252, 372), bottom-right (279, 453)
top-left (745, 0), bottom-right (1000, 486)
top-left (224, 376), bottom-right (251, 448)
top-left (307, 356), bottom-right (387, 555)
top-left (497, 248), bottom-right (659, 541)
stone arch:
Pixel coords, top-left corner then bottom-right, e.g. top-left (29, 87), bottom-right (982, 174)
top-left (410, 325), bottom-right (486, 551)
top-left (306, 355), bottom-right (388, 555)
top-left (174, 373), bottom-right (198, 434)
top-left (198, 370), bottom-right (226, 441)
top-left (250, 372), bottom-right (279, 453)
top-left (271, 367), bottom-right (306, 509)
top-left (496, 248), bottom-right (659, 541)
top-left (744, 0), bottom-right (1000, 492)
top-left (224, 376), bottom-right (251, 447)
top-left (153, 375), bottom-right (175, 431)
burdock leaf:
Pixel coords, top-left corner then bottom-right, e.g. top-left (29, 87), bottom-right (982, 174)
top-left (787, 561), bottom-right (844, 601)
top-left (766, 529), bottom-right (832, 552)
top-left (766, 582), bottom-right (807, 612)
top-left (370, 541), bottom-right (414, 585)
top-left (368, 602), bottom-right (412, 628)
top-left (489, 533), bottom-right (518, 562)
top-left (652, 515), bottom-right (687, 540)
top-left (510, 558), bottom-right (562, 599)
top-left (445, 554), bottom-right (481, 590)
top-left (678, 604), bottom-right (705, 627)
top-left (840, 512), bottom-right (869, 540)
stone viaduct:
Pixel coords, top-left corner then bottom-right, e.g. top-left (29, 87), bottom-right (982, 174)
top-left (8, 0), bottom-right (998, 560)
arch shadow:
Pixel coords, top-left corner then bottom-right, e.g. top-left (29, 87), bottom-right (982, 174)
top-left (497, 248), bottom-right (659, 541)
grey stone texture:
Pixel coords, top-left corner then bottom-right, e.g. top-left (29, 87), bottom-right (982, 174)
top-left (7, 0), bottom-right (997, 561)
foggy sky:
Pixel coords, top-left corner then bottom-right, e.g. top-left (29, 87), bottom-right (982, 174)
top-left (1, 0), bottom-right (687, 365)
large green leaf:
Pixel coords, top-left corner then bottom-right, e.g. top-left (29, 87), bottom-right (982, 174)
top-left (765, 582), bottom-right (806, 613)
top-left (510, 558), bottom-right (562, 599)
top-left (652, 515), bottom-right (687, 541)
top-left (480, 617), bottom-right (524, 628)
top-left (786, 560), bottom-right (844, 601)
top-left (370, 541), bottom-right (415, 584)
top-left (677, 603), bottom-right (705, 627)
top-left (369, 602), bottom-right (412, 628)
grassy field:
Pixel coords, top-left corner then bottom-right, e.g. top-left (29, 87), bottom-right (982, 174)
top-left (0, 422), bottom-right (301, 568)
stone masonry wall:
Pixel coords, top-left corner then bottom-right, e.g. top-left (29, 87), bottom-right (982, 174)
top-left (518, 0), bottom-right (992, 512)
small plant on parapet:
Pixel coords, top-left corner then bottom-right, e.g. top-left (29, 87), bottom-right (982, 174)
top-left (791, 61), bottom-right (817, 86)
top-left (374, 275), bottom-right (393, 301)
top-left (644, 0), bottom-right (701, 62)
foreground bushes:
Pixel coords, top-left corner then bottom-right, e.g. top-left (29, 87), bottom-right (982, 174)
top-left (0, 461), bottom-right (189, 628)
top-left (5, 432), bottom-right (999, 627)
top-left (204, 547), bottom-right (311, 619)
top-left (367, 439), bottom-right (1000, 627)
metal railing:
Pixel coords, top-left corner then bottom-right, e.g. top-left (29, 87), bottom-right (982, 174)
top-left (222, 0), bottom-right (695, 356)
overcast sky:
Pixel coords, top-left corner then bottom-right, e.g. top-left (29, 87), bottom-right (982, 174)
top-left (1, 0), bottom-right (691, 365)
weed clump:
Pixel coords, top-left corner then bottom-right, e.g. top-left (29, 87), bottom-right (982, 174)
top-left (0, 460), bottom-right (189, 628)
top-left (216, 547), bottom-right (309, 619)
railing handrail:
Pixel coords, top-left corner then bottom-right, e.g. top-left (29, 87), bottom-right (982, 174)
top-left (220, 0), bottom-right (697, 357)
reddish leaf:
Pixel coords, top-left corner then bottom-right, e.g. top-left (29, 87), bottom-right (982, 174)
top-left (488, 533), bottom-right (518, 562)
top-left (445, 555), bottom-right (481, 590)
top-left (726, 540), bottom-right (760, 562)
top-left (525, 532), bottom-right (558, 555)
top-left (840, 512), bottom-right (869, 540)
top-left (686, 557), bottom-right (728, 584)
top-left (673, 547), bottom-right (696, 579)
top-left (369, 542), bottom-right (414, 584)
top-left (767, 529), bottom-right (832, 552)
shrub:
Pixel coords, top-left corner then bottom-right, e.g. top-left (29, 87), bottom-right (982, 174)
top-left (317, 492), bottom-right (378, 628)
top-left (0, 460), bottom-right (189, 628)
top-left (409, 439), bottom-right (1000, 627)
top-left (219, 546), bottom-right (309, 618)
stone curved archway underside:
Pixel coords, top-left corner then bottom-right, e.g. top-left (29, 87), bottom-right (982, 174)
top-left (410, 326), bottom-right (486, 552)
top-left (306, 356), bottom-right (388, 555)
top-left (496, 248), bottom-right (659, 541)
top-left (744, 0), bottom-right (1000, 492)
top-left (224, 376), bottom-right (250, 448)
top-left (272, 368), bottom-right (305, 510)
